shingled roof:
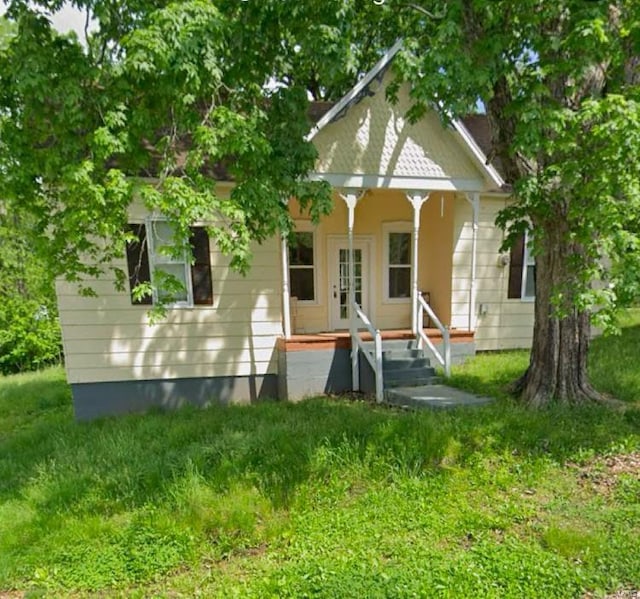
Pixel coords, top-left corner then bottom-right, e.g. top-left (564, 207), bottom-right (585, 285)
top-left (460, 114), bottom-right (506, 182)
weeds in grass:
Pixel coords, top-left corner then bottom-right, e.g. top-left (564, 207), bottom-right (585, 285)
top-left (1, 329), bottom-right (639, 597)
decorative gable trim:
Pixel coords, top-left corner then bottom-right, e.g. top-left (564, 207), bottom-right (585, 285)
top-left (451, 119), bottom-right (505, 189)
top-left (306, 39), bottom-right (404, 142)
top-left (307, 39), bottom-right (506, 190)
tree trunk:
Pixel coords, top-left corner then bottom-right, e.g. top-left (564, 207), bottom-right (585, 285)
top-left (512, 211), bottom-right (603, 406)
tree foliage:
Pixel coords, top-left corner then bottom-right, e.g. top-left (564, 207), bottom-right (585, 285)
top-left (0, 211), bottom-right (62, 374)
top-left (0, 0), bottom-right (396, 296)
top-left (393, 0), bottom-right (640, 404)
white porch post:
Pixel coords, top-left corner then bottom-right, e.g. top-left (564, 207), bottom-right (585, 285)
top-left (406, 192), bottom-right (430, 335)
top-left (281, 233), bottom-right (292, 339)
top-left (340, 190), bottom-right (362, 391)
top-left (465, 192), bottom-right (480, 332)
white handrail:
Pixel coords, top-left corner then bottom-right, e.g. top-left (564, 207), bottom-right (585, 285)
top-left (352, 302), bottom-right (384, 402)
top-left (416, 293), bottom-right (451, 378)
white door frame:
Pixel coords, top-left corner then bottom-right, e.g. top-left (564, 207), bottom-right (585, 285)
top-left (327, 235), bottom-right (374, 330)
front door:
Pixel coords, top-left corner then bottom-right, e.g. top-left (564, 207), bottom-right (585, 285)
top-left (329, 237), bottom-right (370, 330)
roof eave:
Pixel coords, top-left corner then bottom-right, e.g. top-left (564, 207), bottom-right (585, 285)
top-left (451, 119), bottom-right (506, 190)
top-left (305, 39), bottom-right (404, 142)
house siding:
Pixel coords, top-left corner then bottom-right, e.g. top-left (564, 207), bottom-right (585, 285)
top-left (451, 195), bottom-right (534, 349)
top-left (57, 212), bottom-right (284, 414)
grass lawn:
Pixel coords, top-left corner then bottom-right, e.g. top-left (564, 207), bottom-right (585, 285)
top-left (0, 316), bottom-right (639, 597)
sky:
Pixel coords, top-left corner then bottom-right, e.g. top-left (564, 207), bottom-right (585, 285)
top-left (1, 2), bottom-right (90, 38)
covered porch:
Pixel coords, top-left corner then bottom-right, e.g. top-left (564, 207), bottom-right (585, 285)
top-left (277, 41), bottom-right (504, 401)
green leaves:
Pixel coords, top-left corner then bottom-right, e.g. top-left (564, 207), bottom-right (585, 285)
top-left (0, 0), bottom-right (351, 299)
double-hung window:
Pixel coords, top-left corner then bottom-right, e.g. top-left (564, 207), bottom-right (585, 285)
top-left (288, 231), bottom-right (315, 302)
top-left (125, 220), bottom-right (213, 307)
top-left (508, 230), bottom-right (535, 300)
top-left (147, 220), bottom-right (192, 306)
top-left (384, 223), bottom-right (412, 301)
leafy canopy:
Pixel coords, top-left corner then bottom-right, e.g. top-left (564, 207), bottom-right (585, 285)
top-left (0, 0), bottom-right (395, 298)
top-left (392, 0), bottom-right (640, 328)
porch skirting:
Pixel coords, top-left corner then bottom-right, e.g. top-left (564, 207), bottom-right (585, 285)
top-left (71, 374), bottom-right (278, 421)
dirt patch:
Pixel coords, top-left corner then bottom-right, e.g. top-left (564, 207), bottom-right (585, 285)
top-left (570, 451), bottom-right (640, 496)
top-left (584, 591), bottom-right (640, 599)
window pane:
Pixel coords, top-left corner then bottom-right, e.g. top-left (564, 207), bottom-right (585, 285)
top-left (524, 265), bottom-right (535, 298)
top-left (389, 267), bottom-right (411, 298)
top-left (389, 233), bottom-right (410, 265)
top-left (289, 232), bottom-right (314, 266)
top-left (290, 268), bottom-right (314, 301)
top-left (156, 263), bottom-right (188, 303)
top-left (152, 221), bottom-right (175, 245)
top-left (150, 220), bottom-right (186, 262)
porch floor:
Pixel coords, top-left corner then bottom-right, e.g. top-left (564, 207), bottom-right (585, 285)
top-left (278, 328), bottom-right (474, 352)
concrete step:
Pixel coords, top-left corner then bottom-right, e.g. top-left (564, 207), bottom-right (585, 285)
top-left (361, 339), bottom-right (417, 352)
top-left (385, 384), bottom-right (494, 410)
top-left (384, 365), bottom-right (436, 381)
top-left (384, 375), bottom-right (440, 389)
top-left (382, 349), bottom-right (425, 360)
top-left (382, 357), bottom-right (432, 371)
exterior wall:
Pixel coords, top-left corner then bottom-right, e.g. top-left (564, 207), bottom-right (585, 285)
top-left (56, 197), bottom-right (284, 416)
top-left (289, 189), bottom-right (455, 333)
top-left (451, 195), bottom-right (534, 349)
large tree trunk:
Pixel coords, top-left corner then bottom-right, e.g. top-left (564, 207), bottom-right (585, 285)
top-left (512, 210), bottom-right (603, 407)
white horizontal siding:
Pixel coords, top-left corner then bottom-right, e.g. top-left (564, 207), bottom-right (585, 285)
top-left (57, 230), bottom-right (284, 386)
top-left (451, 195), bottom-right (534, 349)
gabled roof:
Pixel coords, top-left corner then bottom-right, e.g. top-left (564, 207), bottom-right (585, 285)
top-left (306, 39), bottom-right (404, 142)
top-left (307, 40), bottom-right (505, 189)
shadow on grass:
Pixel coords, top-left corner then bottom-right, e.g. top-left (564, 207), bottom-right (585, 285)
top-left (1, 366), bottom-right (639, 516)
top-left (1, 366), bottom-right (639, 591)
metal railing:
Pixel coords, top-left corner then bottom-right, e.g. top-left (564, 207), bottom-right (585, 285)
top-left (352, 302), bottom-right (384, 402)
top-left (416, 292), bottom-right (451, 378)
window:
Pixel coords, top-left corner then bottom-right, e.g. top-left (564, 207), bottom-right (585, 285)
top-left (125, 221), bottom-right (213, 307)
top-left (288, 231), bottom-right (315, 302)
top-left (384, 223), bottom-right (412, 301)
top-left (507, 230), bottom-right (535, 300)
top-left (148, 220), bottom-right (192, 305)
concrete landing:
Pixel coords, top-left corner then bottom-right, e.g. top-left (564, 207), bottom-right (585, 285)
top-left (385, 384), bottom-right (494, 410)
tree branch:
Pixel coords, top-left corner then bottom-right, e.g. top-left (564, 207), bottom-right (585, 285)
top-left (398, 3), bottom-right (445, 20)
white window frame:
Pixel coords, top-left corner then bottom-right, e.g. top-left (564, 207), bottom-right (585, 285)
top-left (383, 222), bottom-right (412, 304)
top-left (288, 222), bottom-right (318, 305)
top-left (520, 229), bottom-right (535, 301)
top-left (146, 217), bottom-right (194, 308)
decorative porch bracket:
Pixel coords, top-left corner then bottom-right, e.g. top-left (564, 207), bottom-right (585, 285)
top-left (339, 189), bottom-right (366, 392)
top-left (405, 192), bottom-right (431, 335)
top-left (464, 192), bottom-right (480, 332)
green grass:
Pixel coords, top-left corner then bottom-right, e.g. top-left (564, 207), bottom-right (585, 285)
top-left (1, 317), bottom-right (640, 597)
top-left (446, 307), bottom-right (640, 403)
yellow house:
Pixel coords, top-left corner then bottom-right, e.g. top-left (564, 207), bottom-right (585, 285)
top-left (57, 41), bottom-right (534, 419)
